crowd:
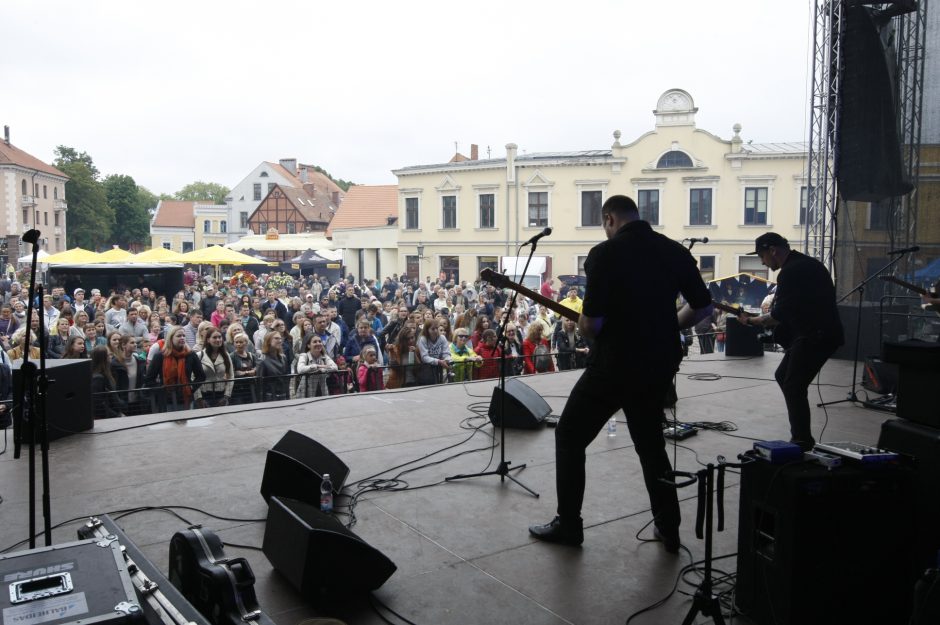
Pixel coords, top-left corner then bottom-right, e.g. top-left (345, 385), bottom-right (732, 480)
top-left (0, 271), bottom-right (590, 419)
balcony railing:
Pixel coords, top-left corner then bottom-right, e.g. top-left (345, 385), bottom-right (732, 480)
top-left (54, 199), bottom-right (68, 210)
top-left (21, 195), bottom-right (36, 207)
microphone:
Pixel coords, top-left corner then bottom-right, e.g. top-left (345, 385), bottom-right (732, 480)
top-left (523, 227), bottom-right (552, 246)
top-left (21, 229), bottom-right (40, 245)
top-left (887, 246), bottom-right (920, 255)
top-left (688, 237), bottom-right (709, 244)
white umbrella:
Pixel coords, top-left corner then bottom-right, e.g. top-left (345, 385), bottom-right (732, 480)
top-left (18, 249), bottom-right (51, 263)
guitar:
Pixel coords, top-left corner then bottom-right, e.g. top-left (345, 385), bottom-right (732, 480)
top-left (712, 301), bottom-right (792, 348)
top-left (880, 275), bottom-right (939, 314)
top-left (713, 301), bottom-right (759, 318)
top-left (481, 268), bottom-right (580, 322)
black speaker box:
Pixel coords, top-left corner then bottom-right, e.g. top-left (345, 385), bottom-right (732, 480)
top-left (260, 430), bottom-right (350, 506)
top-left (735, 459), bottom-right (915, 625)
top-left (879, 418), bottom-right (940, 571)
top-left (12, 358), bottom-right (92, 441)
top-left (862, 356), bottom-right (898, 394)
top-left (488, 378), bottom-right (551, 429)
top-left (724, 317), bottom-right (763, 357)
top-left (882, 340), bottom-right (940, 427)
top-left (262, 496), bottom-right (396, 594)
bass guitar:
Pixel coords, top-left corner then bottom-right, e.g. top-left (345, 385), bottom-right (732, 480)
top-left (712, 301), bottom-right (791, 348)
top-left (481, 268), bottom-right (580, 322)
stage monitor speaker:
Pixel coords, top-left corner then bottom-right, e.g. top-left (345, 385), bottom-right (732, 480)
top-left (882, 340), bottom-right (940, 427)
top-left (724, 317), bottom-right (763, 357)
top-left (12, 358), bottom-right (92, 441)
top-left (488, 378), bottom-right (551, 429)
top-left (262, 496), bottom-right (396, 594)
top-left (735, 458), bottom-right (915, 625)
top-left (260, 430), bottom-right (350, 506)
top-left (862, 356), bottom-right (898, 394)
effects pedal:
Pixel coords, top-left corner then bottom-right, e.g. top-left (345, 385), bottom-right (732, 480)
top-left (804, 449), bottom-right (842, 470)
top-left (814, 441), bottom-right (899, 463)
top-left (663, 423), bottom-right (697, 440)
top-left (753, 440), bottom-right (803, 464)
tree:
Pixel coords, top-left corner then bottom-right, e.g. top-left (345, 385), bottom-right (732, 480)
top-left (103, 174), bottom-right (152, 249)
top-left (174, 181), bottom-right (230, 205)
top-left (310, 165), bottom-right (354, 192)
top-left (54, 146), bottom-right (112, 250)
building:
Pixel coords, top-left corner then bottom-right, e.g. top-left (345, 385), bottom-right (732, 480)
top-left (226, 158), bottom-right (346, 243)
top-left (392, 89), bottom-right (808, 285)
top-left (0, 126), bottom-right (69, 262)
top-left (245, 183), bottom-right (335, 261)
top-left (150, 200), bottom-right (229, 253)
top-left (328, 184), bottom-right (399, 282)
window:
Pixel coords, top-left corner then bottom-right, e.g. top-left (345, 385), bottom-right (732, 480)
top-left (869, 200), bottom-right (890, 231)
top-left (220, 221), bottom-right (227, 233)
top-left (479, 194), bottom-right (495, 228)
top-left (268, 183), bottom-right (276, 193)
top-left (162, 242), bottom-right (172, 250)
top-left (744, 187), bottom-right (768, 225)
top-left (799, 186), bottom-right (808, 225)
top-left (577, 255), bottom-right (588, 277)
top-left (55, 237), bottom-right (60, 251)
top-left (442, 195), bottom-right (457, 229)
top-left (253, 184), bottom-right (262, 201)
top-left (287, 222), bottom-right (296, 234)
top-left (204, 220), bottom-right (211, 233)
top-left (240, 212), bottom-right (248, 228)
top-left (34, 183), bottom-right (39, 196)
top-left (739, 255), bottom-right (768, 280)
top-left (259, 222), bottom-right (267, 233)
top-left (581, 190), bottom-right (603, 226)
top-left (657, 151), bottom-right (693, 168)
top-left (478, 256), bottom-right (498, 275)
top-left (23, 209), bottom-right (28, 224)
top-left (689, 189), bottom-right (712, 225)
top-left (42, 185), bottom-right (47, 199)
top-left (698, 255), bottom-right (716, 282)
top-left (638, 190), bottom-right (660, 225)
top-left (54, 187), bottom-right (58, 200)
top-left (21, 180), bottom-right (26, 195)
top-left (260, 171), bottom-right (269, 177)
top-left (405, 197), bottom-right (419, 230)
top-left (54, 213), bottom-right (59, 226)
top-left (440, 255), bottom-right (459, 282)
top-left (528, 191), bottom-right (548, 227)
top-left (35, 211), bottom-right (40, 224)
top-left (44, 212), bottom-right (48, 226)
top-left (182, 241), bottom-right (194, 253)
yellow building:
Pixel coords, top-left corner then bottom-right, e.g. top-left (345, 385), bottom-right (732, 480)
top-left (150, 200), bottom-right (229, 252)
top-left (392, 89), bottom-right (808, 285)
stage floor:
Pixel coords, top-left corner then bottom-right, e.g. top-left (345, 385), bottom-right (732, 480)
top-left (0, 352), bottom-right (891, 624)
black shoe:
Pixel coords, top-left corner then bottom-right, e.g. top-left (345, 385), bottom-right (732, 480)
top-left (653, 525), bottom-right (680, 554)
top-left (528, 516), bottom-right (583, 546)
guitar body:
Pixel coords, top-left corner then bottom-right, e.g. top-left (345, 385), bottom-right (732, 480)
top-left (168, 527), bottom-right (274, 625)
top-left (481, 268), bottom-right (579, 322)
top-left (713, 301), bottom-right (791, 348)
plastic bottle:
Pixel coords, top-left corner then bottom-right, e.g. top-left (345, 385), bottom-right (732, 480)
top-left (320, 473), bottom-right (333, 513)
top-left (607, 417), bottom-right (617, 437)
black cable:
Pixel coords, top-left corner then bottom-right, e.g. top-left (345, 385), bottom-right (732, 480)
top-left (369, 593), bottom-right (419, 625)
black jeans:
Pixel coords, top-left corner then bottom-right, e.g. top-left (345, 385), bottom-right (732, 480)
top-left (555, 366), bottom-right (679, 531)
top-left (775, 337), bottom-right (837, 449)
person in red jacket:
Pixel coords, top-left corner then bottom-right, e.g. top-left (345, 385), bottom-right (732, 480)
top-left (475, 329), bottom-right (501, 379)
top-left (522, 323), bottom-right (555, 374)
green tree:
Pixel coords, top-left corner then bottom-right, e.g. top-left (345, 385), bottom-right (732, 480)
top-left (54, 146), bottom-right (112, 249)
top-left (174, 181), bottom-right (230, 205)
top-left (104, 174), bottom-right (152, 249)
top-left (311, 165), bottom-right (354, 192)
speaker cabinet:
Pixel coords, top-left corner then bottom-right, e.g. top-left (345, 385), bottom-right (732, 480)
top-left (724, 317), bottom-right (763, 357)
top-left (862, 356), bottom-right (898, 395)
top-left (12, 358), bottom-right (92, 441)
top-left (882, 340), bottom-right (940, 428)
top-left (488, 378), bottom-right (551, 429)
top-left (260, 430), bottom-right (350, 506)
top-left (735, 459), bottom-right (915, 625)
top-left (262, 496), bottom-right (396, 594)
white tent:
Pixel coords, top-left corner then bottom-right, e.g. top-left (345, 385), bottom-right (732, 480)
top-left (18, 249), bottom-right (50, 264)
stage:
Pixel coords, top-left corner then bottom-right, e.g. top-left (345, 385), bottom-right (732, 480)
top-left (0, 352), bottom-right (890, 624)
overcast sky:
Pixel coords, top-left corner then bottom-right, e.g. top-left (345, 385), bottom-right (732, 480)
top-left (2, 0), bottom-right (814, 195)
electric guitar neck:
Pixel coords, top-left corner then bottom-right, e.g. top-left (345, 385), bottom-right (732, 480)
top-left (480, 268), bottom-right (579, 322)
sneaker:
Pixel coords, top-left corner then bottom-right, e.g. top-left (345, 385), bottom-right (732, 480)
top-left (528, 516), bottom-right (583, 546)
top-left (653, 525), bottom-right (680, 554)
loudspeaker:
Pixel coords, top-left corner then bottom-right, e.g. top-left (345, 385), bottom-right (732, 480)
top-left (879, 418), bottom-right (940, 571)
top-left (832, 304), bottom-right (908, 361)
top-left (262, 496), bottom-right (396, 594)
top-left (12, 358), bottom-right (92, 441)
top-left (260, 430), bottom-right (350, 506)
top-left (735, 458), bottom-right (915, 624)
top-left (862, 356), bottom-right (898, 394)
top-left (882, 340), bottom-right (940, 427)
top-left (488, 378), bottom-right (551, 429)
top-left (724, 317), bottom-right (763, 357)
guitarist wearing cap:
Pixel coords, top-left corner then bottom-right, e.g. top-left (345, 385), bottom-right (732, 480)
top-left (737, 232), bottom-right (844, 451)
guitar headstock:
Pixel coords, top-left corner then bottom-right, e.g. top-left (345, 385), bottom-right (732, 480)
top-left (480, 268), bottom-right (510, 289)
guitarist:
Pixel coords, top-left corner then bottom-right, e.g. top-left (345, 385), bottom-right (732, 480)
top-left (737, 232), bottom-right (844, 451)
top-left (528, 195), bottom-right (712, 552)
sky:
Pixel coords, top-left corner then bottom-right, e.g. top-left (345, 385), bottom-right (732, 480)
top-left (1, 0), bottom-right (815, 196)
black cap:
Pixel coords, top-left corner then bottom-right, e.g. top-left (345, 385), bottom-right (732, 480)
top-left (747, 232), bottom-right (789, 255)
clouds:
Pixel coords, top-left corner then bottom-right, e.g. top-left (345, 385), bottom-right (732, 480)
top-left (1, 0), bottom-right (812, 194)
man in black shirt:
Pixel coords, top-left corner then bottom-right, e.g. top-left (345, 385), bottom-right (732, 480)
top-left (737, 232), bottom-right (843, 451)
top-left (529, 195), bottom-right (712, 550)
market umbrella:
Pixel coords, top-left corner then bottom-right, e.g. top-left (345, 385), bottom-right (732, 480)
top-left (178, 245), bottom-right (276, 266)
top-left (17, 249), bottom-right (51, 263)
top-left (42, 247), bottom-right (99, 265)
top-left (91, 246), bottom-right (135, 263)
top-left (131, 247), bottom-right (187, 263)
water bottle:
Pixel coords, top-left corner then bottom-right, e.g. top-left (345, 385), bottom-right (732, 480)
top-left (320, 473), bottom-right (333, 514)
top-left (607, 417), bottom-right (617, 437)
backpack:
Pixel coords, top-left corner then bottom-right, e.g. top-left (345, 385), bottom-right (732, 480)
top-left (533, 342), bottom-right (551, 373)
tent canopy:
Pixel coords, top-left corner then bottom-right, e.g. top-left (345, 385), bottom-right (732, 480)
top-left (42, 248), bottom-right (99, 265)
top-left (179, 245), bottom-right (276, 265)
top-left (131, 247), bottom-right (186, 263)
top-left (18, 249), bottom-right (50, 264)
top-left (91, 247), bottom-right (134, 263)
top-left (226, 233), bottom-right (337, 253)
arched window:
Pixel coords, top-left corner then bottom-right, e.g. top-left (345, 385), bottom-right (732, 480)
top-left (656, 151), bottom-right (693, 168)
top-left (260, 171), bottom-right (269, 177)
top-left (21, 180), bottom-right (27, 195)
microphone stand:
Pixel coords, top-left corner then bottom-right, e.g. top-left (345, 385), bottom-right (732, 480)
top-left (446, 239), bottom-right (540, 497)
top-left (14, 229), bottom-right (53, 547)
top-left (818, 250), bottom-right (907, 408)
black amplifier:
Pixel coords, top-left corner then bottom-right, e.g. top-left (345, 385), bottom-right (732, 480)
top-left (1, 538), bottom-right (141, 625)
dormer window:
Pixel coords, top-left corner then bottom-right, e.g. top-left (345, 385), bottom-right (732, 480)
top-left (260, 171), bottom-right (269, 177)
top-left (657, 151), bottom-right (693, 168)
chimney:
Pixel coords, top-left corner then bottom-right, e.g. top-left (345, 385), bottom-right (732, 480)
top-left (300, 168), bottom-right (308, 183)
top-left (470, 144), bottom-right (478, 160)
top-left (3, 126), bottom-right (9, 146)
top-left (303, 183), bottom-right (316, 197)
top-left (506, 143), bottom-right (517, 183)
top-left (331, 191), bottom-right (340, 206)
top-left (279, 158), bottom-right (297, 174)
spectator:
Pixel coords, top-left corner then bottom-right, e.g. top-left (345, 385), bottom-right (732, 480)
top-left (253, 311), bottom-right (276, 352)
top-left (271, 318), bottom-right (293, 365)
top-left (344, 319), bottom-right (383, 367)
top-left (386, 326), bottom-right (418, 389)
top-left (230, 332), bottom-right (257, 405)
top-left (47, 317), bottom-right (72, 358)
top-left (194, 320), bottom-right (215, 351)
top-left (238, 302), bottom-right (260, 341)
top-left (312, 313), bottom-right (339, 359)
top-left (199, 285), bottom-right (220, 319)
top-left (336, 287), bottom-right (362, 330)
top-left (104, 295), bottom-right (126, 330)
top-left (261, 290), bottom-right (290, 326)
top-left (523, 323), bottom-right (555, 374)
top-left (172, 299), bottom-right (191, 326)
top-left (475, 329), bottom-right (501, 380)
top-left (469, 315), bottom-right (493, 349)
top-left (258, 331), bottom-right (290, 401)
top-left (296, 333), bottom-right (337, 397)
top-left (42, 295), bottom-right (60, 330)
top-left (71, 310), bottom-right (90, 338)
top-left (147, 318), bottom-right (163, 343)
top-left (11, 299), bottom-right (26, 327)
top-left (503, 322), bottom-right (525, 376)
top-left (144, 325), bottom-right (205, 412)
top-left (449, 329), bottom-right (482, 382)
top-left (111, 334), bottom-right (146, 414)
top-left (0, 304), bottom-right (19, 350)
top-left (209, 300), bottom-right (227, 328)
top-left (91, 345), bottom-right (125, 418)
top-left (8, 328), bottom-right (40, 360)
top-left (559, 288), bottom-right (583, 316)
top-left (84, 323), bottom-right (107, 354)
top-left (62, 336), bottom-right (87, 359)
top-left (182, 310), bottom-right (203, 348)
top-left (553, 317), bottom-right (589, 370)
top-left (194, 327), bottom-right (233, 408)
top-left (416, 319), bottom-right (451, 385)
top-left (118, 308), bottom-right (148, 340)
top-left (357, 344), bottom-right (385, 391)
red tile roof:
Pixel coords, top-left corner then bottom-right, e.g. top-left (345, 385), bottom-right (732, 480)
top-left (266, 161), bottom-right (345, 197)
top-left (329, 185), bottom-right (398, 231)
top-left (0, 141), bottom-right (68, 178)
top-left (152, 200), bottom-right (197, 228)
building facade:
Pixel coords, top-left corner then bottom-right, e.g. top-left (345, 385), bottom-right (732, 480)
top-left (150, 200), bottom-right (229, 252)
top-left (246, 183), bottom-right (334, 261)
top-left (392, 89), bottom-right (808, 285)
top-left (328, 184), bottom-right (399, 282)
top-left (0, 126), bottom-right (69, 263)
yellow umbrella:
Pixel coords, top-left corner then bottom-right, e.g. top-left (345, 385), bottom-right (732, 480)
top-left (42, 247), bottom-right (99, 264)
top-left (131, 247), bottom-right (186, 263)
top-left (91, 246), bottom-right (135, 263)
top-left (178, 245), bottom-right (274, 265)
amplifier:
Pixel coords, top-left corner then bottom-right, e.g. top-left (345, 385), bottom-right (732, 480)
top-left (0, 538), bottom-right (141, 625)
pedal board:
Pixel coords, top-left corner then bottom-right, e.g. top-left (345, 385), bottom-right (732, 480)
top-left (814, 441), bottom-right (899, 463)
top-left (664, 423), bottom-right (697, 440)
